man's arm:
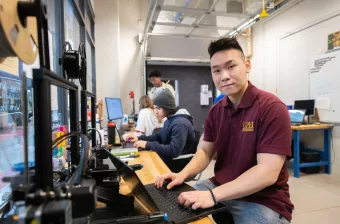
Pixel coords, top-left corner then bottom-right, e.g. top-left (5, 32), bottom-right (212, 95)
top-left (138, 132), bottom-right (160, 142)
top-left (212, 153), bottom-right (285, 202)
top-left (179, 140), bottom-right (215, 179)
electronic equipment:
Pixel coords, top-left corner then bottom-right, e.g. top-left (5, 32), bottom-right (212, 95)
top-left (289, 109), bottom-right (306, 125)
top-left (106, 151), bottom-right (226, 224)
top-left (294, 100), bottom-right (315, 116)
top-left (105, 97), bottom-right (124, 121)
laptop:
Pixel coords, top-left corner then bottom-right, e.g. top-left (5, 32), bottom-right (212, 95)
top-left (106, 151), bottom-right (226, 224)
top-left (289, 109), bottom-right (306, 125)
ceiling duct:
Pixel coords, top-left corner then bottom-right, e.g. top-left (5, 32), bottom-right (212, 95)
top-left (227, 0), bottom-right (243, 13)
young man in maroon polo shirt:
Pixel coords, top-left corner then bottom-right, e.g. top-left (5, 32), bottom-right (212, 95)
top-left (155, 37), bottom-right (294, 223)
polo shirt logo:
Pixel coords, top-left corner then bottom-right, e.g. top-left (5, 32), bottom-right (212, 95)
top-left (242, 122), bottom-right (254, 132)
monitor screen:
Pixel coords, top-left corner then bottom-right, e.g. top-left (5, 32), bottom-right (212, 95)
top-left (289, 109), bottom-right (306, 123)
top-left (294, 100), bottom-right (315, 116)
top-left (105, 98), bottom-right (124, 120)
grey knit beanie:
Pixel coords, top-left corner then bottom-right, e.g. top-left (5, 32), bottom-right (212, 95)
top-left (153, 89), bottom-right (176, 110)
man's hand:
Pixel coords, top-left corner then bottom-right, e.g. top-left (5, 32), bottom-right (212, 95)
top-left (155, 172), bottom-right (186, 189)
top-left (134, 140), bottom-right (147, 149)
top-left (125, 134), bottom-right (138, 143)
top-left (178, 191), bottom-right (215, 210)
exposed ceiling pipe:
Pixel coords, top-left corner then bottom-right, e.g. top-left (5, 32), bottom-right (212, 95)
top-left (142, 0), bottom-right (160, 44)
top-left (228, 0), bottom-right (291, 37)
top-left (239, 27), bottom-right (252, 58)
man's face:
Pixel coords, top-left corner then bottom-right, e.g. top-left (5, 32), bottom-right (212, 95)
top-left (154, 105), bottom-right (165, 119)
top-left (210, 49), bottom-right (251, 96)
top-left (149, 77), bottom-right (162, 87)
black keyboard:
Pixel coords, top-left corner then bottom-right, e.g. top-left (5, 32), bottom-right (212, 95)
top-left (145, 184), bottom-right (197, 216)
top-left (123, 142), bottom-right (135, 148)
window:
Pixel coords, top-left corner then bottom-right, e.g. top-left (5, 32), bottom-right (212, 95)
top-left (0, 0), bottom-right (96, 203)
top-left (65, 0), bottom-right (81, 48)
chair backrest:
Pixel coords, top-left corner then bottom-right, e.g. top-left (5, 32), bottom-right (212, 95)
top-left (192, 130), bottom-right (202, 153)
top-left (167, 130), bottom-right (202, 173)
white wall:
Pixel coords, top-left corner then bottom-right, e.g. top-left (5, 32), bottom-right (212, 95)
top-left (251, 0), bottom-right (340, 176)
top-left (148, 35), bottom-right (212, 60)
top-left (95, 0), bottom-right (120, 126)
top-left (119, 0), bottom-right (148, 113)
top-left (95, 0), bottom-right (148, 124)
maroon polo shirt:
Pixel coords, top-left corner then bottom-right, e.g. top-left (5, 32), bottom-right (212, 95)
top-left (204, 82), bottom-right (294, 221)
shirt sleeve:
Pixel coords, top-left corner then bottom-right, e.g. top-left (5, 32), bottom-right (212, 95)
top-left (135, 109), bottom-right (146, 133)
top-left (257, 102), bottom-right (292, 156)
top-left (165, 84), bottom-right (176, 98)
top-left (203, 111), bottom-right (214, 142)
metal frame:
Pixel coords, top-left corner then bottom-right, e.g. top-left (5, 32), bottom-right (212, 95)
top-left (146, 0), bottom-right (254, 39)
top-left (292, 128), bottom-right (332, 178)
top-left (81, 90), bottom-right (96, 147)
top-left (33, 68), bottom-right (79, 190)
top-left (160, 4), bottom-right (250, 19)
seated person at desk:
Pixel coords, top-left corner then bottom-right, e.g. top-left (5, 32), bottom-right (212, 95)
top-left (125, 89), bottom-right (195, 165)
top-left (135, 96), bottom-right (164, 136)
top-left (155, 37), bottom-right (294, 224)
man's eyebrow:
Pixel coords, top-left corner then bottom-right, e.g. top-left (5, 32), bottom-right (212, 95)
top-left (211, 60), bottom-right (234, 69)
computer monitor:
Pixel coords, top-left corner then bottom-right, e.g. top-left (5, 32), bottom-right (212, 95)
top-left (294, 100), bottom-right (315, 116)
top-left (105, 98), bottom-right (124, 121)
top-left (288, 109), bottom-right (306, 123)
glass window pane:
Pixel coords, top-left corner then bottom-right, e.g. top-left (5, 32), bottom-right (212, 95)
top-left (65, 0), bottom-right (81, 48)
top-left (86, 38), bottom-right (93, 93)
top-left (44, 0), bottom-right (61, 73)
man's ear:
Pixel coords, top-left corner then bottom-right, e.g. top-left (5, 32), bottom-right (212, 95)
top-left (245, 59), bottom-right (251, 73)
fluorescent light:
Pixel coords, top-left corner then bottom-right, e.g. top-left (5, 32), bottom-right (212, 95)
top-left (228, 14), bottom-right (259, 36)
top-left (238, 20), bottom-right (256, 31)
top-left (229, 30), bottom-right (238, 36)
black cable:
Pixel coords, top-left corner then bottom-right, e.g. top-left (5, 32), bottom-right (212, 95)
top-left (76, 134), bottom-right (90, 185)
top-left (52, 132), bottom-right (79, 149)
top-left (87, 128), bottom-right (102, 147)
top-left (63, 41), bottom-right (72, 51)
top-left (78, 42), bottom-right (86, 89)
top-left (51, 132), bottom-right (90, 185)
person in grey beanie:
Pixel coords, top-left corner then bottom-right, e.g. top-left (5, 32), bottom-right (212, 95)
top-left (125, 89), bottom-right (195, 170)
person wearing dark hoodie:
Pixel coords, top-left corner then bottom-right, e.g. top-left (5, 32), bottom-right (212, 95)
top-left (125, 89), bottom-right (195, 165)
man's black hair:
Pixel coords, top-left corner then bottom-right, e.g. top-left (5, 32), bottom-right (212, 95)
top-left (163, 107), bottom-right (179, 117)
top-left (148, 70), bottom-right (162, 78)
top-left (208, 37), bottom-right (244, 59)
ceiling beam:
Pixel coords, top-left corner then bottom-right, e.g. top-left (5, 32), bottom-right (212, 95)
top-left (143, 0), bottom-right (165, 40)
top-left (148, 32), bottom-right (219, 39)
top-left (161, 4), bottom-right (250, 19)
top-left (154, 22), bottom-right (232, 30)
top-left (186, 0), bottom-right (221, 37)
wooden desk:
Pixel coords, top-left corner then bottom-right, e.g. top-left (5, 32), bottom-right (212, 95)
top-left (291, 124), bottom-right (333, 178)
top-left (119, 151), bottom-right (214, 224)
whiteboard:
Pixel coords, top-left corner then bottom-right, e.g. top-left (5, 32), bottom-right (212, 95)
top-left (277, 11), bottom-right (340, 122)
top-left (310, 50), bottom-right (340, 122)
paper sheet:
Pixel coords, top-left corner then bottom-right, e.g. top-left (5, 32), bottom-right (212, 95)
top-left (200, 92), bottom-right (209, 105)
top-left (315, 98), bottom-right (331, 110)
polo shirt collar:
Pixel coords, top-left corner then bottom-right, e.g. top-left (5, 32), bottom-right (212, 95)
top-left (221, 81), bottom-right (259, 109)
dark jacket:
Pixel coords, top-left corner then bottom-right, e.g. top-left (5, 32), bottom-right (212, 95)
top-left (138, 114), bottom-right (195, 163)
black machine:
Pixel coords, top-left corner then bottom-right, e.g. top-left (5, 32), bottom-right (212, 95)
top-left (294, 100), bottom-right (315, 116)
top-left (0, 1), bottom-right (161, 223)
top-left (0, 1), bottom-right (221, 223)
top-left (107, 151), bottom-right (226, 224)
